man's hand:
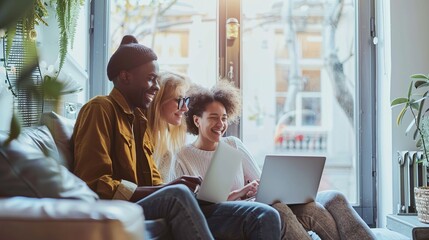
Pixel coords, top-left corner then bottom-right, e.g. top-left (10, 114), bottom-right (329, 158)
top-left (166, 175), bottom-right (203, 193)
top-left (129, 175), bottom-right (203, 202)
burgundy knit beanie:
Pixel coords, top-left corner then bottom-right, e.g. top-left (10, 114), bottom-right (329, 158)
top-left (107, 35), bottom-right (158, 80)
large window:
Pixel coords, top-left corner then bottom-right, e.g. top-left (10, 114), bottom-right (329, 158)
top-left (109, 0), bottom-right (218, 89)
top-left (242, 0), bottom-right (357, 202)
top-left (91, 0), bottom-right (376, 226)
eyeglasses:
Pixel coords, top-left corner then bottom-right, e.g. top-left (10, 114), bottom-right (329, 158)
top-left (177, 97), bottom-right (190, 109)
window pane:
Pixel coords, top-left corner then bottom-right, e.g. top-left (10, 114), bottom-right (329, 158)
top-left (109, 0), bottom-right (217, 88)
top-left (242, 0), bottom-right (357, 203)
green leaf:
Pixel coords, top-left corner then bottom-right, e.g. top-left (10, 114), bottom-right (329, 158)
top-left (414, 127), bottom-right (422, 141)
top-left (397, 106), bottom-right (408, 125)
top-left (16, 60), bottom-right (38, 91)
top-left (410, 100), bottom-right (419, 110)
top-left (3, 113), bottom-right (21, 146)
top-left (54, 0), bottom-right (84, 74)
top-left (408, 81), bottom-right (413, 99)
top-left (391, 98), bottom-right (409, 107)
top-left (411, 74), bottom-right (429, 80)
top-left (416, 138), bottom-right (422, 147)
top-left (42, 75), bottom-right (65, 100)
top-left (0, 0), bottom-right (35, 29)
top-left (415, 92), bottom-right (428, 129)
top-left (5, 26), bottom-right (16, 60)
top-left (415, 81), bottom-right (429, 88)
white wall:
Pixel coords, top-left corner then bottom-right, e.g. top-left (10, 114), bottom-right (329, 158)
top-left (377, 0), bottom-right (429, 227)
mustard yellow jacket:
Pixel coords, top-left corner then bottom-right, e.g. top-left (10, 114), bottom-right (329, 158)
top-left (72, 88), bottom-right (162, 200)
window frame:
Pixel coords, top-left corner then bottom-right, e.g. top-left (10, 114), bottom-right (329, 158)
top-left (355, 0), bottom-right (377, 227)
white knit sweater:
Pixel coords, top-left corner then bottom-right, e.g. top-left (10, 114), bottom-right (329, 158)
top-left (172, 136), bottom-right (261, 191)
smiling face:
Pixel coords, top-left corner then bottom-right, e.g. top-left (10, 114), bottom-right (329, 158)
top-left (194, 101), bottom-right (228, 147)
top-left (161, 87), bottom-right (189, 126)
top-left (121, 60), bottom-right (160, 109)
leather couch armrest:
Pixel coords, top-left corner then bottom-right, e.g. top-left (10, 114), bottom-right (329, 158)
top-left (0, 197), bottom-right (145, 240)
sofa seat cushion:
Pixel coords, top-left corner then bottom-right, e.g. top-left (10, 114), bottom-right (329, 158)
top-left (0, 197), bottom-right (145, 240)
top-left (0, 127), bottom-right (98, 201)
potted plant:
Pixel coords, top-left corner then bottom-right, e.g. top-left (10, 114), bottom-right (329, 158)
top-left (391, 73), bottom-right (429, 223)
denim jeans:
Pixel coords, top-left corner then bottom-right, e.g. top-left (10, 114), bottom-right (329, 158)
top-left (200, 201), bottom-right (281, 240)
top-left (136, 185), bottom-right (214, 240)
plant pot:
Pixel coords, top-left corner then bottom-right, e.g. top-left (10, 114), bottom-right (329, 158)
top-left (415, 186), bottom-right (429, 223)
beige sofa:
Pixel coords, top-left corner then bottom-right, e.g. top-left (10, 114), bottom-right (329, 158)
top-left (0, 112), bottom-right (146, 240)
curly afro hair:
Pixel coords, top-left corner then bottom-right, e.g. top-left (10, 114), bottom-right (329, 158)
top-left (186, 80), bottom-right (241, 135)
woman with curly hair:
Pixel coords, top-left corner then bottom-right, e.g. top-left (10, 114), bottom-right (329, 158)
top-left (146, 72), bottom-right (283, 240)
top-left (172, 80), bottom-right (376, 240)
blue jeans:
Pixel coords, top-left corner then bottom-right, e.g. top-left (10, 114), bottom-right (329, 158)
top-left (201, 201), bottom-right (281, 240)
top-left (136, 185), bottom-right (214, 240)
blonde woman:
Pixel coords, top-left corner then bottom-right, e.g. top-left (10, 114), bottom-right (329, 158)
top-left (147, 71), bottom-right (283, 240)
top-left (147, 71), bottom-right (190, 181)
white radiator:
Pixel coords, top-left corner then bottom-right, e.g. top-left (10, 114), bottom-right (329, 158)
top-left (397, 151), bottom-right (428, 214)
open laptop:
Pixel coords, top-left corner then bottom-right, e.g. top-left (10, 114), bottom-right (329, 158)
top-left (195, 141), bottom-right (243, 203)
top-left (254, 155), bottom-right (326, 205)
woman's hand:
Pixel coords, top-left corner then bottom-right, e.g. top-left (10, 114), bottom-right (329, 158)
top-left (227, 180), bottom-right (259, 201)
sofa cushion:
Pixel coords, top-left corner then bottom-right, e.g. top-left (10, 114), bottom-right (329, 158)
top-left (19, 125), bottom-right (62, 166)
top-left (0, 127), bottom-right (99, 201)
top-left (40, 111), bottom-right (75, 169)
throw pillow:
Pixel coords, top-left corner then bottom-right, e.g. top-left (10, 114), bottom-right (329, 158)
top-left (0, 127), bottom-right (99, 202)
top-left (18, 126), bottom-right (62, 166)
top-left (40, 111), bottom-right (76, 169)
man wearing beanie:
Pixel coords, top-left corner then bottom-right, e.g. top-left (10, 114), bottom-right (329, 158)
top-left (72, 35), bottom-right (281, 239)
top-left (72, 35), bottom-right (213, 239)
